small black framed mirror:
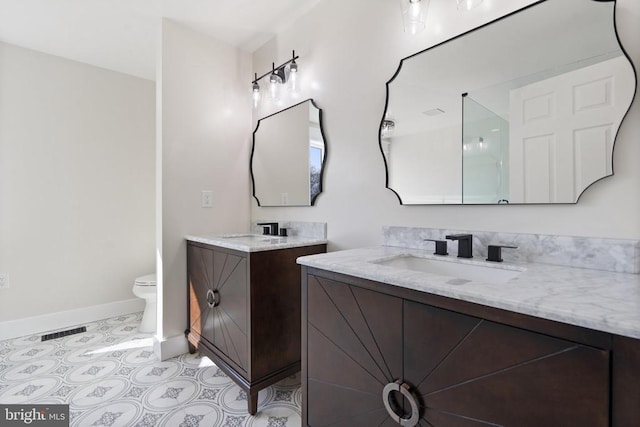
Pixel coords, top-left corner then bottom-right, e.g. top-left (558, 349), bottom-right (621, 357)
top-left (251, 99), bottom-right (327, 206)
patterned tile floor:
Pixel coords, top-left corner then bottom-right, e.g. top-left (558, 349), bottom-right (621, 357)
top-left (0, 312), bottom-right (301, 426)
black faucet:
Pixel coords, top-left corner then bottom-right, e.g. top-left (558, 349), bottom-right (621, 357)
top-left (257, 222), bottom-right (279, 236)
top-left (445, 234), bottom-right (473, 258)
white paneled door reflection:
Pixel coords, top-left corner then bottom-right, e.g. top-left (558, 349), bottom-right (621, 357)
top-left (509, 55), bottom-right (634, 203)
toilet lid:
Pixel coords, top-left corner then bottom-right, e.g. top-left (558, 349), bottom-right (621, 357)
top-left (135, 273), bottom-right (156, 286)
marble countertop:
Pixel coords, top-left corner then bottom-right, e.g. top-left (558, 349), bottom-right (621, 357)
top-left (297, 246), bottom-right (640, 339)
top-left (185, 233), bottom-right (327, 253)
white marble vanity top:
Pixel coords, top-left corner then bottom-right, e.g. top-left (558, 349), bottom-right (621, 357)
top-left (297, 246), bottom-right (640, 339)
top-left (185, 233), bottom-right (327, 253)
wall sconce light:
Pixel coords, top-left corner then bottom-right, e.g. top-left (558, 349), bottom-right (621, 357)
top-left (400, 0), bottom-right (429, 35)
top-left (457, 0), bottom-right (483, 11)
top-left (251, 50), bottom-right (299, 108)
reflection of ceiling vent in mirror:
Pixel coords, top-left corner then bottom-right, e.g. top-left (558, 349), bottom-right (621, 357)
top-left (422, 108), bottom-right (445, 116)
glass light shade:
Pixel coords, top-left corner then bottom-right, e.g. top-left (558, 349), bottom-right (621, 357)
top-left (252, 86), bottom-right (261, 108)
top-left (457, 0), bottom-right (483, 11)
top-left (400, 0), bottom-right (429, 35)
top-left (287, 69), bottom-right (299, 94)
top-left (269, 74), bottom-right (282, 101)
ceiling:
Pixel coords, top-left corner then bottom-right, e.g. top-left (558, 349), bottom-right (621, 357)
top-left (0, 0), bottom-right (322, 81)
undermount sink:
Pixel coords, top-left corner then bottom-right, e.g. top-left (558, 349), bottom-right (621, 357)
top-left (373, 255), bottom-right (524, 284)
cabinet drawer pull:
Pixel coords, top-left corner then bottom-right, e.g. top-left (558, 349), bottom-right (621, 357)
top-left (382, 380), bottom-right (420, 427)
top-left (206, 289), bottom-right (220, 307)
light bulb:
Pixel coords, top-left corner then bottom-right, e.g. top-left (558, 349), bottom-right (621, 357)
top-left (409, 1), bottom-right (421, 18)
top-left (288, 70), bottom-right (299, 94)
top-left (269, 74), bottom-right (281, 101)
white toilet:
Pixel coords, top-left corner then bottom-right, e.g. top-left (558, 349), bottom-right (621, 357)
top-left (132, 273), bottom-right (157, 333)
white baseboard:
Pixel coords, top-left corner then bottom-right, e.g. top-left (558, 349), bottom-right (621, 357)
top-left (154, 333), bottom-right (189, 361)
top-left (0, 298), bottom-right (145, 341)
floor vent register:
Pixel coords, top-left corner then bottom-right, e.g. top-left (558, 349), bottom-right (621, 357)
top-left (41, 326), bottom-right (87, 342)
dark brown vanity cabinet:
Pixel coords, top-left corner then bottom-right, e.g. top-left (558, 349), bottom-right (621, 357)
top-left (186, 241), bottom-right (326, 414)
top-left (302, 268), bottom-right (639, 427)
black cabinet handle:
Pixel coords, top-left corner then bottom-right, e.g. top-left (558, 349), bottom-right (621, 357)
top-left (206, 289), bottom-right (220, 307)
top-left (382, 380), bottom-right (420, 426)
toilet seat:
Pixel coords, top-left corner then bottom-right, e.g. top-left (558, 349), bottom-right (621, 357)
top-left (135, 274), bottom-right (156, 287)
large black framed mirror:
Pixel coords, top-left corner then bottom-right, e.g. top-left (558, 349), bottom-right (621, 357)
top-left (251, 99), bottom-right (327, 206)
top-left (380, 0), bottom-right (636, 205)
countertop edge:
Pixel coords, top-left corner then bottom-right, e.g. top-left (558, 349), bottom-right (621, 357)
top-left (185, 234), bottom-right (327, 252)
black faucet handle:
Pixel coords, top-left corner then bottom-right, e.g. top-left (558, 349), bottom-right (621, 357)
top-left (445, 234), bottom-right (473, 258)
top-left (424, 239), bottom-right (448, 256)
top-left (445, 234), bottom-right (472, 241)
top-left (486, 244), bottom-right (518, 262)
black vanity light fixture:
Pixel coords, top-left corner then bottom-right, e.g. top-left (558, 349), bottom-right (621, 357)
top-left (251, 50), bottom-right (299, 108)
top-left (400, 0), bottom-right (429, 35)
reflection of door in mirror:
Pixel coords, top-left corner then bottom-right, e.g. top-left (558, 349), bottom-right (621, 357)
top-left (508, 56), bottom-right (633, 203)
top-left (251, 99), bottom-right (327, 207)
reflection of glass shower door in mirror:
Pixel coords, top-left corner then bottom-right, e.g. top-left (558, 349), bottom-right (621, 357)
top-left (462, 95), bottom-right (509, 204)
top-left (508, 56), bottom-right (634, 203)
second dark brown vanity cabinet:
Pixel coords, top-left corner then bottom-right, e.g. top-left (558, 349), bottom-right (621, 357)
top-left (187, 241), bottom-right (326, 414)
top-left (303, 271), bottom-right (611, 427)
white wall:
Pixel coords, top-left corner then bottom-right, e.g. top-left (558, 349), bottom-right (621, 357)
top-left (0, 42), bottom-right (155, 323)
top-left (158, 20), bottom-right (252, 347)
top-left (251, 0), bottom-right (640, 249)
